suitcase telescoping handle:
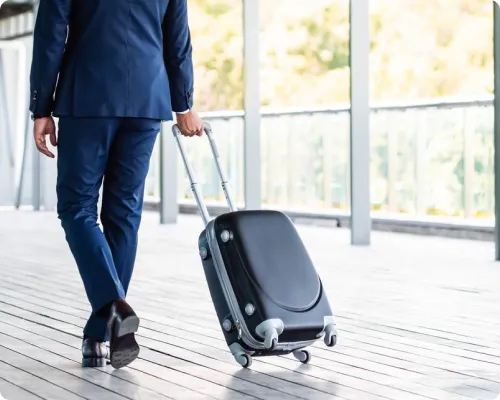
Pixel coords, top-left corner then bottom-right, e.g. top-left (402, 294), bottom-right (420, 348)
top-left (172, 122), bottom-right (237, 227)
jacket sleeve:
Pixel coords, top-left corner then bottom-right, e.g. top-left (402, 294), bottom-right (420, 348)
top-left (162, 0), bottom-right (194, 113)
top-left (29, 0), bottom-right (71, 117)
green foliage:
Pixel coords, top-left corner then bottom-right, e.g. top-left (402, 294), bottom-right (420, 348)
top-left (189, 0), bottom-right (493, 111)
top-left (185, 0), bottom-right (495, 219)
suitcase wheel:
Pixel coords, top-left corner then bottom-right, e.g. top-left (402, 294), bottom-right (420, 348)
top-left (324, 323), bottom-right (338, 347)
top-left (256, 319), bottom-right (284, 350)
top-left (293, 349), bottom-right (311, 364)
top-left (264, 330), bottom-right (279, 350)
top-left (236, 353), bottom-right (252, 368)
top-left (229, 343), bottom-right (253, 368)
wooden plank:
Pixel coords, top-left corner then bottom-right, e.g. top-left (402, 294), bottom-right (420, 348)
top-left (0, 320), bottom-right (246, 400)
top-left (2, 211), bottom-right (500, 400)
top-left (0, 268), bottom-right (496, 400)
top-left (0, 377), bottom-right (44, 400)
top-left (0, 264), bottom-right (500, 396)
top-left (3, 270), bottom-right (496, 364)
top-left (8, 276), bottom-right (500, 382)
top-left (5, 316), bottom-right (364, 399)
top-left (4, 250), bottom-right (500, 350)
top-left (0, 310), bottom-right (278, 399)
top-left (0, 303), bottom-right (354, 400)
top-left (0, 288), bottom-right (410, 397)
top-left (0, 338), bottom-right (132, 400)
top-left (0, 284), bottom-right (488, 399)
top-left (0, 358), bottom-right (85, 400)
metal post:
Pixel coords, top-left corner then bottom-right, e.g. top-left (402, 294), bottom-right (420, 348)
top-left (159, 121), bottom-right (178, 224)
top-left (0, 49), bottom-right (12, 207)
top-left (414, 112), bottom-right (427, 216)
top-left (494, 1), bottom-right (500, 260)
top-left (242, 0), bottom-right (261, 210)
top-left (0, 39), bottom-right (27, 208)
top-left (15, 108), bottom-right (32, 208)
top-left (462, 108), bottom-right (474, 219)
top-left (31, 2), bottom-right (42, 211)
top-left (0, 51), bottom-right (15, 168)
top-left (349, 0), bottom-right (371, 245)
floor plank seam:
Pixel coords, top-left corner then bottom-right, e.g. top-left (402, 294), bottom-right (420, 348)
top-left (0, 375), bottom-right (46, 400)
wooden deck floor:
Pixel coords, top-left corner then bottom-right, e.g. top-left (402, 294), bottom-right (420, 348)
top-left (0, 210), bottom-right (500, 400)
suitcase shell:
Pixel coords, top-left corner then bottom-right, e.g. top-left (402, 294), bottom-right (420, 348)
top-left (173, 122), bottom-right (337, 367)
top-left (199, 210), bottom-right (336, 357)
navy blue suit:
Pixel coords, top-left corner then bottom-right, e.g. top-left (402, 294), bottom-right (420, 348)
top-left (29, 0), bottom-right (194, 341)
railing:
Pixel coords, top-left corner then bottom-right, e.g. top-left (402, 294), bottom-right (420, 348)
top-left (0, 7), bottom-right (34, 39)
top-left (145, 97), bottom-right (495, 224)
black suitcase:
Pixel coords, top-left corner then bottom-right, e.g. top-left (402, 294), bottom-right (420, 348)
top-left (173, 122), bottom-right (338, 368)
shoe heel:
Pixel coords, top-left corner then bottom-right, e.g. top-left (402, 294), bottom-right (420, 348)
top-left (117, 315), bottom-right (140, 337)
top-left (110, 336), bottom-right (140, 369)
top-left (82, 357), bottom-right (107, 368)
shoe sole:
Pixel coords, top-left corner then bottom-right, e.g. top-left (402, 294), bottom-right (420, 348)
top-left (110, 333), bottom-right (140, 369)
top-left (117, 315), bottom-right (140, 337)
top-left (110, 315), bottom-right (140, 369)
top-left (82, 357), bottom-right (107, 368)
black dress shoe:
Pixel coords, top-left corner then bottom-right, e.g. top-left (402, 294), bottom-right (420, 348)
top-left (108, 298), bottom-right (140, 369)
top-left (82, 338), bottom-right (109, 367)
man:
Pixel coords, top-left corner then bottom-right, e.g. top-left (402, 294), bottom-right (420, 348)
top-left (29, 0), bottom-right (203, 369)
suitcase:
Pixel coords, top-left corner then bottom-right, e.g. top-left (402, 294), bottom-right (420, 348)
top-left (172, 122), bottom-right (338, 368)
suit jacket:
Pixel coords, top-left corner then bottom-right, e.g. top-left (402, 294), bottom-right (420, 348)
top-left (29, 0), bottom-right (194, 120)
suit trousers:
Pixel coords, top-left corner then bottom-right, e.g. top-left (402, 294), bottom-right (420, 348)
top-left (56, 117), bottom-right (160, 341)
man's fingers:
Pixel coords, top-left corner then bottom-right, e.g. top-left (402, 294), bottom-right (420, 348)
top-left (49, 130), bottom-right (57, 147)
top-left (179, 121), bottom-right (204, 137)
top-left (35, 135), bottom-right (55, 158)
top-left (36, 143), bottom-right (55, 158)
top-left (32, 117), bottom-right (56, 158)
top-left (180, 125), bottom-right (196, 137)
top-left (181, 129), bottom-right (194, 137)
top-left (37, 143), bottom-right (55, 158)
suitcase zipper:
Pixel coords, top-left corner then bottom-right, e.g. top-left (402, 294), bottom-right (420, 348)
top-left (234, 320), bottom-right (243, 340)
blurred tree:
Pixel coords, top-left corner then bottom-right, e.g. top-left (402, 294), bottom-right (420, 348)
top-left (189, 0), bottom-right (243, 111)
top-left (188, 0), bottom-right (493, 110)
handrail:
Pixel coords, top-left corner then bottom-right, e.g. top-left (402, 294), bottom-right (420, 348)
top-left (199, 95), bottom-right (495, 120)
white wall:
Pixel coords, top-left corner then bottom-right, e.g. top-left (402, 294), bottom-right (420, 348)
top-left (0, 13), bottom-right (59, 210)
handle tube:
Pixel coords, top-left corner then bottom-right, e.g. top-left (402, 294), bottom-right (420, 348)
top-left (204, 122), bottom-right (237, 213)
top-left (172, 124), bottom-right (211, 226)
top-left (172, 122), bottom-right (237, 227)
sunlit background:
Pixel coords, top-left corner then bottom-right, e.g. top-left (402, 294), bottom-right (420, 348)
top-left (172, 0), bottom-right (495, 220)
top-left (0, 0), bottom-right (496, 222)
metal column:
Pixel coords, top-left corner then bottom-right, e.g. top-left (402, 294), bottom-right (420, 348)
top-left (0, 39), bottom-right (27, 208)
top-left (0, 49), bottom-right (13, 207)
top-left (494, 1), bottom-right (500, 260)
top-left (242, 0), bottom-right (261, 209)
top-left (159, 121), bottom-right (178, 224)
top-left (349, 0), bottom-right (371, 245)
top-left (31, 2), bottom-right (42, 210)
top-left (0, 51), bottom-right (15, 169)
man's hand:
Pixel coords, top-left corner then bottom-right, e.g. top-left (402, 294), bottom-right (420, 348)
top-left (176, 109), bottom-right (204, 137)
top-left (33, 116), bottom-right (57, 158)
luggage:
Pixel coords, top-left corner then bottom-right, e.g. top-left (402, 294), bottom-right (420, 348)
top-left (172, 122), bottom-right (338, 368)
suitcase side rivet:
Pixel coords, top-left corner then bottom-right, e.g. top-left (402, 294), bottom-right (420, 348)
top-left (221, 230), bottom-right (230, 242)
top-left (199, 247), bottom-right (208, 259)
top-left (222, 319), bottom-right (232, 332)
top-left (245, 303), bottom-right (255, 316)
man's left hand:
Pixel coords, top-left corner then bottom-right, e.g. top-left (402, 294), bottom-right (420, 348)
top-left (33, 116), bottom-right (57, 158)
